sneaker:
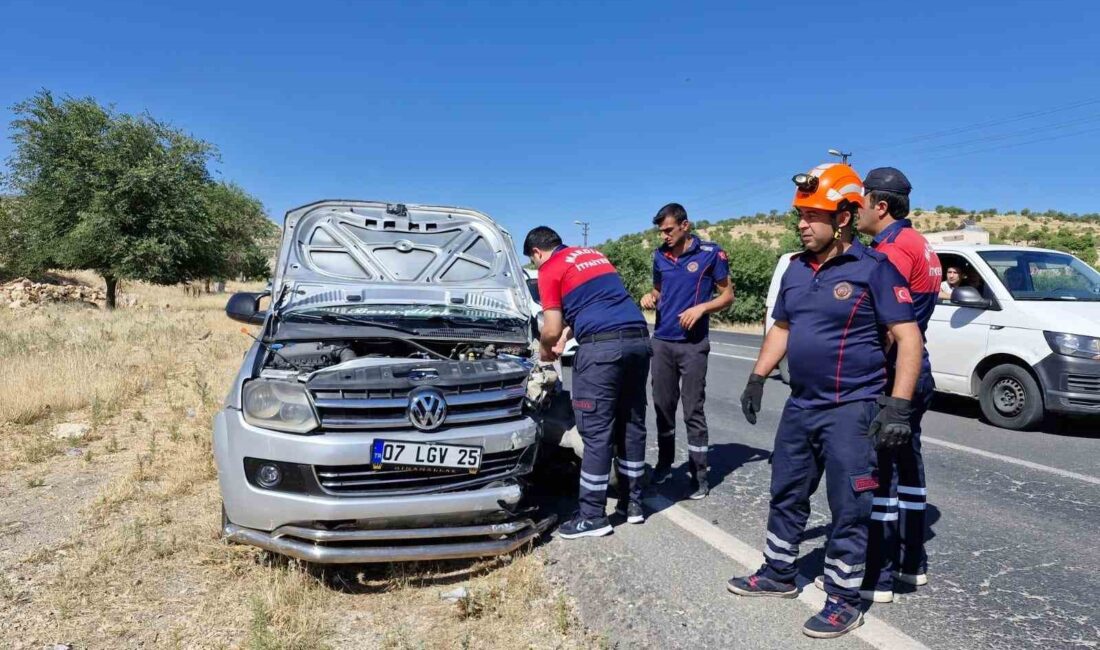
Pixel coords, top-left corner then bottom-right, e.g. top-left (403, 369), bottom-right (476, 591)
top-left (688, 476), bottom-right (709, 500)
top-left (802, 597), bottom-right (864, 639)
top-left (813, 576), bottom-right (893, 603)
top-left (613, 501), bottom-right (644, 524)
top-left (896, 572), bottom-right (928, 586)
top-left (726, 572), bottom-right (798, 598)
top-left (557, 514), bottom-right (613, 540)
top-left (652, 464), bottom-right (672, 485)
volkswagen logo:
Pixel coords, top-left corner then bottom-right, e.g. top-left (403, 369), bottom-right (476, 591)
top-left (407, 388), bottom-right (447, 431)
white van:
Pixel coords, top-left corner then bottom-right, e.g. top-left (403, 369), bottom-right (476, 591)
top-left (765, 244), bottom-right (1100, 430)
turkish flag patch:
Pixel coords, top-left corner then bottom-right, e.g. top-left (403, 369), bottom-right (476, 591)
top-left (718, 250), bottom-right (728, 261)
top-left (893, 286), bottom-right (913, 303)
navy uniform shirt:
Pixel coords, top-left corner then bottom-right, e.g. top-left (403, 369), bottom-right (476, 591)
top-left (772, 240), bottom-right (916, 408)
top-left (652, 236), bottom-right (730, 342)
top-left (539, 246), bottom-right (647, 340)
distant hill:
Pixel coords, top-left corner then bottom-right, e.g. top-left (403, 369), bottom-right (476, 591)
top-left (690, 209), bottom-right (1100, 260)
top-left (599, 208), bottom-right (1100, 324)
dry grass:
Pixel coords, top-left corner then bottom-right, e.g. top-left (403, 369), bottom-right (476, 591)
top-left (0, 271), bottom-right (596, 649)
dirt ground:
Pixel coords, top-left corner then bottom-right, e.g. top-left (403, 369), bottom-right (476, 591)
top-left (0, 273), bottom-right (601, 649)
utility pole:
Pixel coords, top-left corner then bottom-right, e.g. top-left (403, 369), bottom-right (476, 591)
top-left (828, 148), bottom-right (852, 164)
top-left (574, 220), bottom-right (591, 246)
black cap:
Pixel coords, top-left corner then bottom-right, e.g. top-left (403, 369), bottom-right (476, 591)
top-left (863, 167), bottom-right (912, 195)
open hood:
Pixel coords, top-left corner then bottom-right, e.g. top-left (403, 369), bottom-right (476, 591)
top-left (271, 200), bottom-right (531, 319)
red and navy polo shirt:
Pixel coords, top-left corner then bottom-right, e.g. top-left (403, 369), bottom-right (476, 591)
top-left (652, 236), bottom-right (730, 342)
top-left (772, 240), bottom-right (917, 409)
top-left (538, 246), bottom-right (647, 340)
top-left (872, 219), bottom-right (942, 377)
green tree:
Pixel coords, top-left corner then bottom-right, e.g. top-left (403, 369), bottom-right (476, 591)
top-left (0, 196), bottom-right (33, 279)
top-left (6, 91), bottom-right (248, 307)
top-left (714, 235), bottom-right (779, 323)
top-left (203, 181), bottom-right (280, 282)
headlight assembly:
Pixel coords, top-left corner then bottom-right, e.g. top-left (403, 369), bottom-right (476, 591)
top-left (242, 379), bottom-right (319, 434)
top-left (1044, 331), bottom-right (1100, 360)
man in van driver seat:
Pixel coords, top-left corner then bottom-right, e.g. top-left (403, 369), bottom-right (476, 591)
top-left (729, 163), bottom-right (924, 639)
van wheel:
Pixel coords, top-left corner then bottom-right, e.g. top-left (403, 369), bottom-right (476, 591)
top-left (978, 364), bottom-right (1044, 430)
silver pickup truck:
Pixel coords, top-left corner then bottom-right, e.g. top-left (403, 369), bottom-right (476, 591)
top-left (215, 200), bottom-right (565, 563)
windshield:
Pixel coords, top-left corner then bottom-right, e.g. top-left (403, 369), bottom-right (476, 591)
top-left (978, 250), bottom-right (1100, 301)
top-left (284, 303), bottom-right (526, 325)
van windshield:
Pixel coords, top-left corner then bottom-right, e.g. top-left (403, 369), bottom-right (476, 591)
top-left (978, 250), bottom-right (1100, 301)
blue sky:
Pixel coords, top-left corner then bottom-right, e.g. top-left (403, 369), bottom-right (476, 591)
top-left (3, 0), bottom-right (1099, 245)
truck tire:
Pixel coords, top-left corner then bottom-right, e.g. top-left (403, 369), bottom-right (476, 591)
top-left (978, 363), bottom-right (1044, 431)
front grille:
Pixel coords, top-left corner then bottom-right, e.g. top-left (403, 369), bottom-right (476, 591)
top-left (1066, 374), bottom-right (1100, 394)
top-left (311, 377), bottom-right (526, 431)
top-left (314, 448), bottom-right (528, 495)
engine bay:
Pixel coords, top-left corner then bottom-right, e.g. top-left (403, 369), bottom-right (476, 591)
top-left (261, 337), bottom-right (532, 374)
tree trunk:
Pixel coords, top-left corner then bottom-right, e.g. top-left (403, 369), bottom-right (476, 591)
top-left (204, 278), bottom-right (211, 294)
top-left (104, 275), bottom-right (118, 310)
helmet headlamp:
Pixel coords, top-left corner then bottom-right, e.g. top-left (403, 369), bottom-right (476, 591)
top-left (792, 174), bottom-right (819, 193)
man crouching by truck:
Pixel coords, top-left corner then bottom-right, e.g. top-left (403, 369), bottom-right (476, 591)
top-left (524, 226), bottom-right (652, 538)
top-left (729, 163), bottom-right (924, 639)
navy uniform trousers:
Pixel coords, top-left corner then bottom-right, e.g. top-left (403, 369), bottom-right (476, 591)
top-left (865, 373), bottom-right (934, 589)
top-left (759, 398), bottom-right (880, 605)
top-left (571, 335), bottom-right (651, 519)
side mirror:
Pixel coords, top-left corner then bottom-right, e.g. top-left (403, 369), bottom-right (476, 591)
top-left (226, 291), bottom-right (269, 325)
top-left (950, 285), bottom-right (992, 310)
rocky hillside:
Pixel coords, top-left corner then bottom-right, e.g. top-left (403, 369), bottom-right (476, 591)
top-left (600, 208), bottom-right (1100, 324)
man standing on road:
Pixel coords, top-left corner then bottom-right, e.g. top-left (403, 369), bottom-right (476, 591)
top-left (853, 167), bottom-right (941, 597)
top-left (524, 226), bottom-right (652, 538)
top-left (640, 203), bottom-right (734, 499)
top-left (727, 163), bottom-right (925, 639)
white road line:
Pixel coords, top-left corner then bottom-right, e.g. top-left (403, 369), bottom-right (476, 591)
top-left (712, 341), bottom-right (760, 351)
top-left (645, 495), bottom-right (931, 650)
top-left (710, 352), bottom-right (758, 362)
top-left (922, 436), bottom-right (1100, 486)
top-left (704, 352), bottom-right (1100, 486)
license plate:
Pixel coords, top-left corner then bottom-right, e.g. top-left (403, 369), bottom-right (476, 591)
top-left (370, 440), bottom-right (482, 473)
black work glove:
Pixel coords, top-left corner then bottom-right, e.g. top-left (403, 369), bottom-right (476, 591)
top-left (741, 373), bottom-right (766, 425)
top-left (868, 395), bottom-right (913, 450)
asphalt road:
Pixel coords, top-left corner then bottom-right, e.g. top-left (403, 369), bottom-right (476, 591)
top-left (545, 331), bottom-right (1100, 650)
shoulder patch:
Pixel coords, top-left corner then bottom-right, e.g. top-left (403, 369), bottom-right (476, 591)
top-left (718, 250), bottom-right (728, 261)
top-left (894, 286), bottom-right (913, 303)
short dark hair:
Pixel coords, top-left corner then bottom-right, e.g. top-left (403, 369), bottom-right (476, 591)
top-left (868, 189), bottom-right (910, 220)
top-left (522, 226), bottom-right (563, 256)
top-left (653, 202), bottom-right (688, 226)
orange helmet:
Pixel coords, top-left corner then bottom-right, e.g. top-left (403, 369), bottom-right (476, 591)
top-left (791, 163), bottom-right (864, 212)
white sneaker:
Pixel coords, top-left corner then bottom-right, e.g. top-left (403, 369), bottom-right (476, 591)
top-left (813, 575), bottom-right (894, 603)
top-left (896, 572), bottom-right (928, 586)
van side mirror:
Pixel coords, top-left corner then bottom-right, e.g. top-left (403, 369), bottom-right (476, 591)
top-left (950, 285), bottom-right (992, 310)
top-left (226, 291), bottom-right (269, 325)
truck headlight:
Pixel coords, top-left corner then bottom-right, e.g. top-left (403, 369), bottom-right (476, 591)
top-left (242, 379), bottom-right (320, 433)
top-left (1044, 331), bottom-right (1100, 360)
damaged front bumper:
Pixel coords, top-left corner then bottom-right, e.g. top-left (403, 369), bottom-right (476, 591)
top-left (214, 408), bottom-right (548, 562)
top-left (222, 515), bottom-right (557, 563)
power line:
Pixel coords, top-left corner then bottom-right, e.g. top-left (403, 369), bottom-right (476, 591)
top-left (858, 98), bottom-right (1100, 153)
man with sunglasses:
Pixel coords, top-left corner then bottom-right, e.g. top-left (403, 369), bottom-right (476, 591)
top-left (640, 203), bottom-right (733, 499)
top-left (524, 226), bottom-right (651, 538)
top-left (728, 164), bottom-right (924, 639)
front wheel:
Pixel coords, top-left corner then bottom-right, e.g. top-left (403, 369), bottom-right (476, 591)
top-left (978, 363), bottom-right (1044, 430)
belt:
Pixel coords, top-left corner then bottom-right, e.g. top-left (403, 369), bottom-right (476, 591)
top-left (577, 327), bottom-right (649, 345)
